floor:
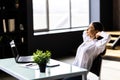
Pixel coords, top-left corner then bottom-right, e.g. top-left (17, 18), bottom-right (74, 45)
top-left (0, 48), bottom-right (120, 80)
top-left (58, 56), bottom-right (120, 80)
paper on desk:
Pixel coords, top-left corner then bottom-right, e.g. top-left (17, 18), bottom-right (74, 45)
top-left (20, 63), bottom-right (39, 70)
top-left (20, 63), bottom-right (60, 70)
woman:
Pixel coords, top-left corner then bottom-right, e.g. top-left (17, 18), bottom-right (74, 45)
top-left (63, 22), bottom-right (111, 80)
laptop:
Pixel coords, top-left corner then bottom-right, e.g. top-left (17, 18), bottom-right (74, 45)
top-left (10, 40), bottom-right (34, 63)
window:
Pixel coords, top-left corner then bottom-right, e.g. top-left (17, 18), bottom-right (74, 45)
top-left (32, 0), bottom-right (89, 32)
top-left (49, 0), bottom-right (70, 30)
top-left (33, 0), bottom-right (47, 31)
top-left (71, 0), bottom-right (89, 27)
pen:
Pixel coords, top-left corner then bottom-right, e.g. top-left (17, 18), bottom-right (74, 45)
top-left (26, 63), bottom-right (33, 66)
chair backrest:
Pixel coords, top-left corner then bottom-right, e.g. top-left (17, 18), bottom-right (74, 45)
top-left (90, 48), bottom-right (106, 77)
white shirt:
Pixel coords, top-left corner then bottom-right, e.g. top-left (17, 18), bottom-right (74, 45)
top-left (72, 31), bottom-right (111, 70)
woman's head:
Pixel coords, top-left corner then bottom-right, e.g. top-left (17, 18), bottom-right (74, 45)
top-left (92, 22), bottom-right (104, 31)
top-left (86, 22), bottom-right (104, 38)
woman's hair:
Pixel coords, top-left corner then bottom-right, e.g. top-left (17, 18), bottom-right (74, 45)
top-left (92, 22), bottom-right (104, 31)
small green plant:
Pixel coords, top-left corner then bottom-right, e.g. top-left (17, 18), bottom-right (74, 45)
top-left (33, 49), bottom-right (51, 64)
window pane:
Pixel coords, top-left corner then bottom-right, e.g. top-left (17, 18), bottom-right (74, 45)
top-left (71, 0), bottom-right (89, 27)
top-left (33, 0), bottom-right (47, 30)
top-left (49, 0), bottom-right (70, 30)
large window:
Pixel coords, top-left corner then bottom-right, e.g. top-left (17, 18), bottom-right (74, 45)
top-left (32, 0), bottom-right (89, 32)
top-left (49, 0), bottom-right (70, 30)
top-left (71, 0), bottom-right (89, 27)
top-left (33, 0), bottom-right (47, 31)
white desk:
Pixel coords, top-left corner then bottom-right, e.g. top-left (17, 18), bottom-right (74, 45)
top-left (0, 58), bottom-right (87, 80)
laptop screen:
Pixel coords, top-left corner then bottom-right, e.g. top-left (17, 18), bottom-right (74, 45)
top-left (10, 40), bottom-right (19, 60)
top-left (9, 40), bottom-right (34, 63)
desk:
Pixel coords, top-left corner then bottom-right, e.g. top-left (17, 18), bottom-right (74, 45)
top-left (0, 58), bottom-right (87, 80)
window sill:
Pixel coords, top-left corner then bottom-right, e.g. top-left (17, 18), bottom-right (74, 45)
top-left (34, 27), bottom-right (88, 36)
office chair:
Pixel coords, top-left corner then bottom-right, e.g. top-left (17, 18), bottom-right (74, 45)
top-left (90, 48), bottom-right (106, 80)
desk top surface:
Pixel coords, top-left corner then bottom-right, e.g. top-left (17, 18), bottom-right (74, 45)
top-left (0, 58), bottom-right (87, 80)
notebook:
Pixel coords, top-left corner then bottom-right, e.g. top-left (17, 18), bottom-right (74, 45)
top-left (9, 40), bottom-right (34, 63)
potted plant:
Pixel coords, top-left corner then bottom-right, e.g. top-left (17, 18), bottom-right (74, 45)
top-left (33, 49), bottom-right (51, 72)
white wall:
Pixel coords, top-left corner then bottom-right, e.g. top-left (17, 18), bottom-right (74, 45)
top-left (90, 0), bottom-right (100, 22)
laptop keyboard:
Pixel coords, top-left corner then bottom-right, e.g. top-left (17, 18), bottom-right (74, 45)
top-left (18, 56), bottom-right (33, 62)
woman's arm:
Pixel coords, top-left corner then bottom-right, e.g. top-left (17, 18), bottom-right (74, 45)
top-left (82, 30), bottom-right (89, 42)
top-left (96, 31), bottom-right (111, 47)
top-left (95, 31), bottom-right (110, 55)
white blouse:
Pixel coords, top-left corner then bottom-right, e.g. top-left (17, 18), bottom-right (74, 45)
top-left (72, 31), bottom-right (111, 70)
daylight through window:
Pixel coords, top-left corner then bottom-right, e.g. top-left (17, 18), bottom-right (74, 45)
top-left (32, 0), bottom-right (89, 32)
